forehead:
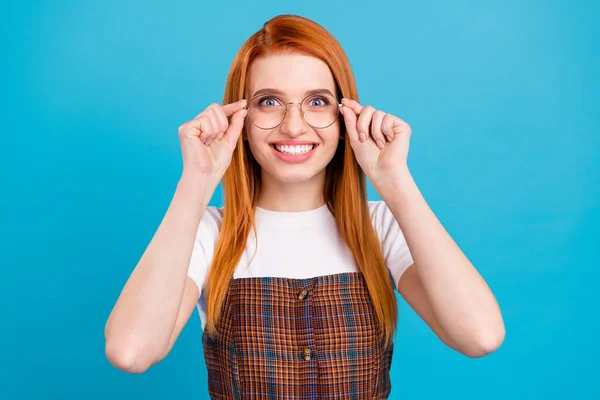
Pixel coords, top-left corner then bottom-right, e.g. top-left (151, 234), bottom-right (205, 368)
top-left (246, 53), bottom-right (336, 97)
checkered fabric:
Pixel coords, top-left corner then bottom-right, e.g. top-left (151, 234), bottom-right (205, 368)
top-left (202, 272), bottom-right (395, 399)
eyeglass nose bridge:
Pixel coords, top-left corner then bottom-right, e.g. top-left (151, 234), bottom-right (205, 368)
top-left (283, 101), bottom-right (305, 118)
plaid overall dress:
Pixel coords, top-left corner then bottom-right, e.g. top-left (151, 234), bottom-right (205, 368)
top-left (202, 271), bottom-right (394, 399)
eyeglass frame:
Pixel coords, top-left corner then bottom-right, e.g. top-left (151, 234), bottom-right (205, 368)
top-left (242, 93), bottom-right (343, 130)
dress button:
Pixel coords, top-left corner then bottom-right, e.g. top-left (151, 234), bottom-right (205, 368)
top-left (303, 347), bottom-right (312, 361)
top-left (297, 289), bottom-right (308, 300)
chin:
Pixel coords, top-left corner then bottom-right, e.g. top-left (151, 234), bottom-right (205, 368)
top-left (263, 166), bottom-right (324, 184)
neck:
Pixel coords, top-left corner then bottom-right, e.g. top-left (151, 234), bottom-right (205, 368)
top-left (258, 169), bottom-right (326, 212)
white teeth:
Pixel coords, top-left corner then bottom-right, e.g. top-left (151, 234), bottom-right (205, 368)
top-left (274, 144), bottom-right (314, 155)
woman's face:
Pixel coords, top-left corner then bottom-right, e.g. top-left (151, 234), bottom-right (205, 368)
top-left (244, 53), bottom-right (341, 185)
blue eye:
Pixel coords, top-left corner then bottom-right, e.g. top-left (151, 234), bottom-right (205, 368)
top-left (308, 96), bottom-right (329, 107)
top-left (258, 96), bottom-right (281, 107)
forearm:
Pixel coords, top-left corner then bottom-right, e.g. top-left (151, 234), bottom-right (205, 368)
top-left (376, 168), bottom-right (504, 354)
top-left (105, 173), bottom-right (218, 364)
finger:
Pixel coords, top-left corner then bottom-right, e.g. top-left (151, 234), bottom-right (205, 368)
top-left (199, 112), bottom-right (216, 144)
top-left (221, 99), bottom-right (248, 117)
top-left (211, 104), bottom-right (229, 134)
top-left (207, 105), bottom-right (229, 146)
top-left (341, 98), bottom-right (363, 115)
top-left (186, 117), bottom-right (210, 138)
top-left (357, 105), bottom-right (375, 143)
top-left (339, 106), bottom-right (359, 144)
top-left (222, 108), bottom-right (248, 148)
top-left (381, 114), bottom-right (396, 142)
top-left (204, 108), bottom-right (223, 146)
top-left (371, 110), bottom-right (388, 149)
top-left (393, 117), bottom-right (410, 136)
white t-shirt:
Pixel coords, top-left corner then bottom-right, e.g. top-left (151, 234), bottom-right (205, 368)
top-left (187, 200), bottom-right (414, 331)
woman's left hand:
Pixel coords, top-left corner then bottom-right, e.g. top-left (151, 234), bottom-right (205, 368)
top-left (339, 98), bottom-right (412, 183)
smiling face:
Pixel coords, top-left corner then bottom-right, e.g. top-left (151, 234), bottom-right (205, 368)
top-left (244, 53), bottom-right (341, 185)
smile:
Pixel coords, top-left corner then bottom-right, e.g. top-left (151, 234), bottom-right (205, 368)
top-left (269, 143), bottom-right (318, 163)
top-left (273, 144), bottom-right (315, 154)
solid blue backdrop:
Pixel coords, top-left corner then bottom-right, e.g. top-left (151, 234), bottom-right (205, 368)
top-left (1, 0), bottom-right (598, 398)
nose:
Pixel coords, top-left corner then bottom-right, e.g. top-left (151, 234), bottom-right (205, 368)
top-left (279, 103), bottom-right (309, 136)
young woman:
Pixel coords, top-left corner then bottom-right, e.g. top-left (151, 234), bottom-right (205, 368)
top-left (105, 14), bottom-right (505, 399)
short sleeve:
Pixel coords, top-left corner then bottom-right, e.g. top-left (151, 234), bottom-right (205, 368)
top-left (187, 206), bottom-right (223, 296)
top-left (369, 201), bottom-right (414, 292)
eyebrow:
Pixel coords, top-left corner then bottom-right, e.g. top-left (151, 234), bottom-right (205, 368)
top-left (251, 88), bottom-right (336, 99)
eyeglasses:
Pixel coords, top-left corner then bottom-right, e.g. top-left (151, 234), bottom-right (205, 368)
top-left (243, 93), bottom-right (342, 130)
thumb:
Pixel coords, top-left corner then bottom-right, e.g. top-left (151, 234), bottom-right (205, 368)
top-left (223, 108), bottom-right (248, 148)
top-left (340, 106), bottom-right (359, 144)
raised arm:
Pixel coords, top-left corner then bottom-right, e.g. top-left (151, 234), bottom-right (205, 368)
top-left (104, 100), bottom-right (248, 373)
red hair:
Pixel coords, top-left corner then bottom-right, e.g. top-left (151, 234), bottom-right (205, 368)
top-left (205, 14), bottom-right (398, 349)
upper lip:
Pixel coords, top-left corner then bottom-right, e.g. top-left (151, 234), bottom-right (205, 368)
top-left (270, 140), bottom-right (318, 146)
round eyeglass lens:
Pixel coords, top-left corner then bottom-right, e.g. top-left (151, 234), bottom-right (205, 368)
top-left (247, 96), bottom-right (286, 130)
top-left (301, 94), bottom-right (339, 129)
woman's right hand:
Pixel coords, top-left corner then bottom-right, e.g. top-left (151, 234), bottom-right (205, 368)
top-left (177, 99), bottom-right (248, 179)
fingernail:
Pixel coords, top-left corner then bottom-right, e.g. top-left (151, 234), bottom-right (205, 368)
top-left (360, 132), bottom-right (366, 142)
top-left (377, 140), bottom-right (385, 149)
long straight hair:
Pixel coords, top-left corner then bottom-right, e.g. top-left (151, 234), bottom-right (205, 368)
top-left (205, 14), bottom-right (398, 349)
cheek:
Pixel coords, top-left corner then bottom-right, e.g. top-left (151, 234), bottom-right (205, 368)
top-left (321, 123), bottom-right (341, 149)
top-left (245, 129), bottom-right (270, 162)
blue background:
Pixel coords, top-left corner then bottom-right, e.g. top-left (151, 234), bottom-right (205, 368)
top-left (2, 0), bottom-right (598, 398)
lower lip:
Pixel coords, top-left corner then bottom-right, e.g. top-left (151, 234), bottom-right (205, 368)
top-left (271, 145), bottom-right (317, 163)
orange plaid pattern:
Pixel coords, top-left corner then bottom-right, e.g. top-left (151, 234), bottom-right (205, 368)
top-left (203, 272), bottom-right (394, 399)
